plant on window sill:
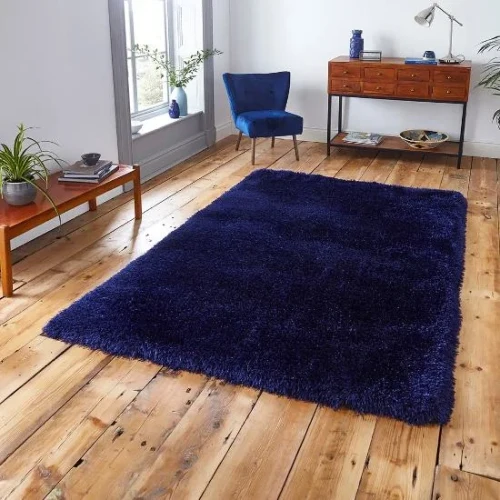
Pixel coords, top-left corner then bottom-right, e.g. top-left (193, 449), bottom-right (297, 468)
top-left (0, 123), bottom-right (63, 220)
top-left (133, 45), bottom-right (222, 117)
top-left (478, 35), bottom-right (500, 128)
top-left (133, 45), bottom-right (222, 88)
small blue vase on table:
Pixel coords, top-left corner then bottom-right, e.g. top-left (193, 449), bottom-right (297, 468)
top-left (350, 30), bottom-right (364, 59)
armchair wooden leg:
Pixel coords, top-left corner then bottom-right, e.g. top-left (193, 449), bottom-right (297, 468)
top-left (271, 137), bottom-right (275, 148)
top-left (251, 138), bottom-right (257, 165)
top-left (293, 135), bottom-right (300, 161)
top-left (235, 131), bottom-right (243, 151)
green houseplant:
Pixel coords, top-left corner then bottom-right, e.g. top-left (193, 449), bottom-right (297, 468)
top-left (478, 36), bottom-right (500, 127)
top-left (133, 45), bottom-right (222, 117)
top-left (0, 124), bottom-right (63, 217)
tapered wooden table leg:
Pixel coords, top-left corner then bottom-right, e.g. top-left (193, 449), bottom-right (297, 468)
top-left (132, 164), bottom-right (142, 220)
top-left (0, 226), bottom-right (13, 297)
top-left (88, 198), bottom-right (97, 211)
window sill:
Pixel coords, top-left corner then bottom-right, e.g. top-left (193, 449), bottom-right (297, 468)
top-left (132, 111), bottom-right (203, 140)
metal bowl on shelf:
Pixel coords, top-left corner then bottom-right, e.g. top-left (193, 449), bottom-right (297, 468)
top-left (399, 130), bottom-right (449, 150)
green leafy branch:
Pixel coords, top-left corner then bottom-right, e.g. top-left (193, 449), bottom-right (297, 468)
top-left (477, 36), bottom-right (500, 128)
top-left (132, 45), bottom-right (222, 88)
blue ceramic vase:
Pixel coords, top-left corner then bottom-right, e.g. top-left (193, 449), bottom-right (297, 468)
top-left (168, 99), bottom-right (180, 119)
top-left (171, 87), bottom-right (187, 116)
top-left (349, 30), bottom-right (364, 59)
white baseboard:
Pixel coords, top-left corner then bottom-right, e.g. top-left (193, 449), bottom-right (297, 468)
top-left (216, 121), bottom-right (235, 141)
top-left (299, 127), bottom-right (500, 159)
top-left (138, 132), bottom-right (207, 183)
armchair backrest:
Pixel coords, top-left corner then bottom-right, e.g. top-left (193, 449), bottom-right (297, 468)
top-left (223, 72), bottom-right (291, 122)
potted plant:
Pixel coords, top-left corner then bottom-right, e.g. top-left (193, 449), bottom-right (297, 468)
top-left (478, 35), bottom-right (500, 127)
top-left (133, 45), bottom-right (222, 117)
top-left (0, 124), bottom-right (63, 217)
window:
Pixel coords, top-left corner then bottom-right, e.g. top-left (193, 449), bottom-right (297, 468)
top-left (125, 0), bottom-right (204, 120)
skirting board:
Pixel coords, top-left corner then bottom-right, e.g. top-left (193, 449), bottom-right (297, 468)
top-left (216, 121), bottom-right (235, 141)
top-left (135, 132), bottom-right (208, 183)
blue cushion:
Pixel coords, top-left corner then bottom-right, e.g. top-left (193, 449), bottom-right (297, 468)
top-left (236, 110), bottom-right (304, 138)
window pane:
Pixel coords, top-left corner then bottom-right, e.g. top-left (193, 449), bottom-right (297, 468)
top-left (126, 0), bottom-right (168, 115)
top-left (131, 0), bottom-right (166, 50)
top-left (136, 57), bottom-right (166, 111)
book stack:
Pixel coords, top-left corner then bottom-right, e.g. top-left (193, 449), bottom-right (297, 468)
top-left (59, 160), bottom-right (119, 184)
top-left (343, 132), bottom-right (383, 146)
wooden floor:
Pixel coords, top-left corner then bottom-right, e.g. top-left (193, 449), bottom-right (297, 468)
top-left (0, 136), bottom-right (499, 499)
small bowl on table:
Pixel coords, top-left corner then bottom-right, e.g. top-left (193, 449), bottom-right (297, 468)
top-left (399, 130), bottom-right (449, 150)
top-left (81, 152), bottom-right (101, 166)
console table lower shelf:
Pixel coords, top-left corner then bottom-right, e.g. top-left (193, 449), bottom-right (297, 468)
top-left (331, 132), bottom-right (460, 156)
top-left (0, 164), bottom-right (142, 297)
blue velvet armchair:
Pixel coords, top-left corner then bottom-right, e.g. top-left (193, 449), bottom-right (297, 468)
top-left (223, 72), bottom-right (303, 164)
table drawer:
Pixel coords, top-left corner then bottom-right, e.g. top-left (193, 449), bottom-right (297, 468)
top-left (397, 68), bottom-right (430, 82)
top-left (434, 70), bottom-right (469, 85)
top-left (330, 79), bottom-right (361, 93)
top-left (362, 81), bottom-right (395, 95)
top-left (363, 67), bottom-right (395, 81)
top-left (329, 63), bottom-right (361, 79)
top-left (396, 82), bottom-right (429, 99)
top-left (432, 85), bottom-right (467, 101)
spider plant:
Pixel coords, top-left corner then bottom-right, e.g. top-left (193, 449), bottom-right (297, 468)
top-left (478, 35), bottom-right (500, 128)
top-left (0, 124), bottom-right (64, 220)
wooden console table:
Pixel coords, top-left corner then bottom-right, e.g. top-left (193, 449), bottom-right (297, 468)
top-left (327, 56), bottom-right (472, 168)
top-left (0, 164), bottom-right (142, 297)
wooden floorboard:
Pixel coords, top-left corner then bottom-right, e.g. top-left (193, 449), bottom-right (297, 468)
top-left (0, 136), bottom-right (498, 499)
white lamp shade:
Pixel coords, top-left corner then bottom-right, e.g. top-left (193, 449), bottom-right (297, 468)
top-left (415, 5), bottom-right (435, 26)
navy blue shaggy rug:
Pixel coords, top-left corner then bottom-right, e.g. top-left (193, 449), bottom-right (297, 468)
top-left (44, 169), bottom-right (467, 425)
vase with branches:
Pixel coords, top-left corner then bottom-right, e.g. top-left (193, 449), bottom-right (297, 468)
top-left (478, 36), bottom-right (500, 128)
top-left (0, 124), bottom-right (63, 220)
top-left (133, 45), bottom-right (222, 116)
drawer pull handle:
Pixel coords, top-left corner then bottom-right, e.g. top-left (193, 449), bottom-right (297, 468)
top-left (376, 86), bottom-right (382, 90)
top-left (343, 71), bottom-right (348, 74)
top-left (411, 74), bottom-right (417, 77)
top-left (343, 85), bottom-right (348, 88)
top-left (446, 90), bottom-right (451, 94)
top-left (377, 72), bottom-right (382, 76)
top-left (447, 75), bottom-right (452, 80)
top-left (410, 89), bottom-right (415, 93)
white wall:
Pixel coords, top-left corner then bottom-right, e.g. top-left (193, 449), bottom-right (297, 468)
top-left (0, 0), bottom-right (119, 248)
top-left (229, 0), bottom-right (500, 157)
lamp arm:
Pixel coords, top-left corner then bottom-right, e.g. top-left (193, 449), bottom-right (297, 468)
top-left (434, 3), bottom-right (463, 27)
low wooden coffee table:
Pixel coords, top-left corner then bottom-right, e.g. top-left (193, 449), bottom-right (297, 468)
top-left (0, 164), bottom-right (142, 297)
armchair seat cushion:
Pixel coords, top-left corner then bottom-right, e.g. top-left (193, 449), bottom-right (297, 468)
top-left (235, 110), bottom-right (304, 138)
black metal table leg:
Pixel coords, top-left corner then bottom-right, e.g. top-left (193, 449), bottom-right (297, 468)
top-left (338, 95), bottom-right (343, 134)
top-left (457, 102), bottom-right (467, 169)
top-left (327, 94), bottom-right (332, 156)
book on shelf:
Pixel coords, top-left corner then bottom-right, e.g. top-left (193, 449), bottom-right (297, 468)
top-left (58, 164), bottom-right (119, 184)
top-left (404, 58), bottom-right (438, 65)
top-left (343, 132), bottom-right (383, 146)
top-left (62, 159), bottom-right (113, 176)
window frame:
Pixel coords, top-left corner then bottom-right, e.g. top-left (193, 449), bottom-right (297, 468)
top-left (108, 0), bottom-right (216, 167)
top-left (126, 0), bottom-right (174, 120)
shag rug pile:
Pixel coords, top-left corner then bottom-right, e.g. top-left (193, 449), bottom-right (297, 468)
top-left (44, 169), bottom-right (467, 425)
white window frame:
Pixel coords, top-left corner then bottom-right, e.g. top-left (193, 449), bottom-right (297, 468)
top-left (126, 0), bottom-right (176, 120)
